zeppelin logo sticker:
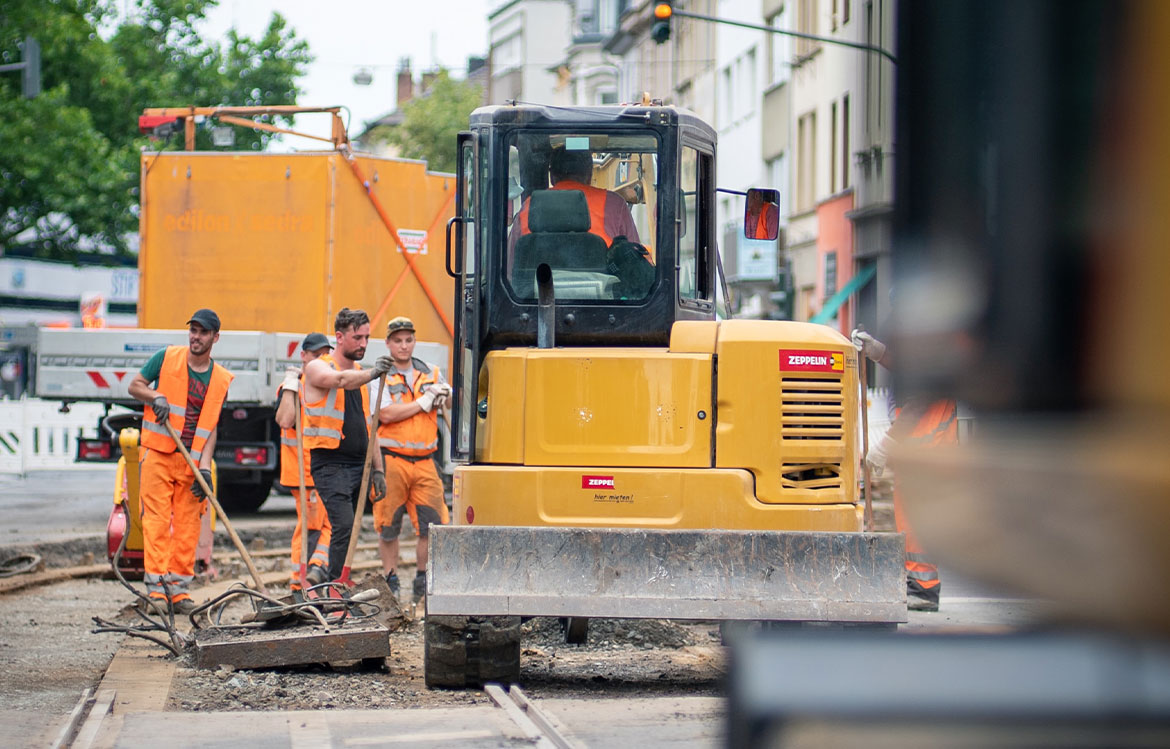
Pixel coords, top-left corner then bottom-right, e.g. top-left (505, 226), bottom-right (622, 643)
top-left (582, 475), bottom-right (615, 489)
top-left (778, 349), bottom-right (845, 372)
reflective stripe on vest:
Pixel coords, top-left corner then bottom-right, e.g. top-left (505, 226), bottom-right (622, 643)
top-left (517, 181), bottom-right (614, 246)
top-left (140, 345), bottom-right (233, 462)
top-left (302, 354), bottom-right (369, 451)
top-left (376, 360), bottom-right (441, 457)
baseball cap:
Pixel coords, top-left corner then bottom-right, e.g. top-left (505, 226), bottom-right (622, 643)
top-left (386, 316), bottom-right (415, 336)
top-left (187, 308), bottom-right (221, 332)
top-left (301, 332), bottom-right (332, 353)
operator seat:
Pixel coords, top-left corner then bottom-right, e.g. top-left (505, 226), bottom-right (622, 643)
top-left (512, 190), bottom-right (610, 298)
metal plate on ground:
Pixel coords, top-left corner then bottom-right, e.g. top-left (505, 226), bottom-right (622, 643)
top-left (193, 622), bottom-right (390, 670)
top-left (428, 526), bottom-right (906, 622)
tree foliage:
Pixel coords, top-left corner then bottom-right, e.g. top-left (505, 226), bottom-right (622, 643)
top-left (383, 70), bottom-right (483, 174)
top-left (0, 0), bottom-right (312, 259)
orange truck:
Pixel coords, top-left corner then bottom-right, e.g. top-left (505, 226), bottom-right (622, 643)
top-left (39, 107), bottom-right (456, 513)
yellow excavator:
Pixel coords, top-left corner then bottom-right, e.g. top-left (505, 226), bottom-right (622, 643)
top-left (424, 103), bottom-right (905, 687)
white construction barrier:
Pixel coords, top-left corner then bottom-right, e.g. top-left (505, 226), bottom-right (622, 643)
top-left (0, 398), bottom-right (112, 475)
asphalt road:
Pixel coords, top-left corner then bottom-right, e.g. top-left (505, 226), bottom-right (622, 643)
top-left (0, 467), bottom-right (297, 547)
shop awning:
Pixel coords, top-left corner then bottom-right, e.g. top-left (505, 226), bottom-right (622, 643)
top-left (809, 264), bottom-right (877, 325)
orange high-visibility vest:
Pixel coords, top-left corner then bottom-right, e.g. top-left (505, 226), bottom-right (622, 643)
top-left (905, 400), bottom-right (959, 447)
top-left (376, 359), bottom-right (441, 457)
top-left (517, 181), bottom-right (613, 246)
top-left (302, 353), bottom-right (370, 450)
top-left (276, 382), bottom-right (313, 488)
top-left (140, 345), bottom-right (233, 462)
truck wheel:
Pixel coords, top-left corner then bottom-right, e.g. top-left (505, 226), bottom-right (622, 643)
top-left (424, 615), bottom-right (521, 688)
top-left (217, 476), bottom-right (273, 514)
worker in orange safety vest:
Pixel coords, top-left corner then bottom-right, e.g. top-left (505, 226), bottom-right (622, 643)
top-left (853, 329), bottom-right (956, 612)
top-left (128, 308), bottom-right (233, 615)
top-left (302, 308), bottom-right (393, 581)
top-left (368, 316), bottom-right (451, 601)
top-left (274, 332), bottom-right (335, 597)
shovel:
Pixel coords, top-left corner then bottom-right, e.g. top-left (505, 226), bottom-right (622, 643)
top-left (335, 373), bottom-right (387, 587)
top-left (163, 420), bottom-right (266, 591)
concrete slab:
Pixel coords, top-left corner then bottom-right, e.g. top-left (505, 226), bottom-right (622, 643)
top-left (541, 696), bottom-right (724, 748)
top-left (193, 622), bottom-right (390, 670)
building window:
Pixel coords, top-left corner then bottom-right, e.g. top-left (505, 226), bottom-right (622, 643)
top-left (767, 154), bottom-right (788, 222)
top-left (767, 10), bottom-right (789, 86)
top-left (796, 110), bottom-right (816, 212)
top-left (830, 101), bottom-right (838, 194)
top-left (842, 94), bottom-right (850, 190)
top-left (797, 0), bottom-right (820, 58)
top-left (599, 90), bottom-right (618, 105)
top-left (745, 47), bottom-right (757, 117)
top-left (721, 65), bottom-right (733, 125)
top-left (493, 33), bottom-right (522, 74)
top-left (824, 250), bottom-right (838, 299)
top-left (843, 0), bottom-right (851, 24)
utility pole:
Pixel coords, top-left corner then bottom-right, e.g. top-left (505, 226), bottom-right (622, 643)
top-left (0, 37), bottom-right (42, 98)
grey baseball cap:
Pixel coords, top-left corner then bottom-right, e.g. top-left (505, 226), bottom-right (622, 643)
top-left (301, 332), bottom-right (332, 352)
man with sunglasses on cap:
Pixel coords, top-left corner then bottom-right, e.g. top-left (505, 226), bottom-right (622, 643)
top-left (369, 316), bottom-right (451, 601)
top-left (128, 308), bottom-right (234, 615)
top-left (274, 332), bottom-right (335, 598)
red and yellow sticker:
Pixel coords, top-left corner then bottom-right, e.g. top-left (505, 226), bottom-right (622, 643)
top-left (778, 349), bottom-right (845, 372)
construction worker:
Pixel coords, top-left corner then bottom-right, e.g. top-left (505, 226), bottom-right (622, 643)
top-left (127, 308), bottom-right (234, 615)
top-left (274, 332), bottom-right (334, 596)
top-left (853, 329), bottom-right (955, 612)
top-left (369, 316), bottom-right (451, 600)
top-left (302, 308), bottom-right (393, 581)
top-left (745, 189), bottom-right (779, 240)
top-left (509, 147), bottom-right (640, 250)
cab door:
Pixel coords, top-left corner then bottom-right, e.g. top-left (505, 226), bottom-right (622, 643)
top-left (449, 132), bottom-right (482, 461)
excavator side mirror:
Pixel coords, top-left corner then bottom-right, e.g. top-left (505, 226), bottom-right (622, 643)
top-left (744, 188), bottom-right (781, 241)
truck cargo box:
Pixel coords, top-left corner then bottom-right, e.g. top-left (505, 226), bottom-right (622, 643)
top-left (138, 150), bottom-right (455, 364)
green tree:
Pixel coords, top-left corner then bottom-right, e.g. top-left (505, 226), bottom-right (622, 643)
top-left (0, 0), bottom-right (312, 260)
top-left (383, 70), bottom-right (483, 173)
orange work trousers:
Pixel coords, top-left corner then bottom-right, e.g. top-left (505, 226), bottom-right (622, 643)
top-left (893, 399), bottom-right (958, 591)
top-left (140, 448), bottom-right (204, 602)
top-left (374, 454), bottom-right (448, 542)
top-left (289, 488), bottom-right (332, 589)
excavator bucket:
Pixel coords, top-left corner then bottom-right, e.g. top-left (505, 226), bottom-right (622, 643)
top-left (426, 526), bottom-right (907, 624)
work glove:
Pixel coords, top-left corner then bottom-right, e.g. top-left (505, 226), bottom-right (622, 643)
top-left (370, 470), bottom-right (386, 503)
top-left (372, 356), bottom-right (394, 376)
top-left (150, 395), bottom-right (170, 421)
top-left (280, 367), bottom-right (301, 393)
top-left (416, 389), bottom-right (437, 413)
top-left (867, 433), bottom-right (893, 477)
top-left (851, 329), bottom-right (887, 363)
top-left (191, 468), bottom-right (214, 499)
top-left (429, 382), bottom-right (452, 409)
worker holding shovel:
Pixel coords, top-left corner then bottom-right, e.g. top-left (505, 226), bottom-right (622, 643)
top-left (128, 309), bottom-right (234, 615)
top-left (302, 308), bottom-right (394, 582)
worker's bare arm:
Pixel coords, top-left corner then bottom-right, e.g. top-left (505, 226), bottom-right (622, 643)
top-left (304, 358), bottom-right (379, 391)
top-left (274, 389), bottom-right (297, 429)
top-left (379, 402), bottom-right (423, 424)
top-left (127, 373), bottom-right (159, 404)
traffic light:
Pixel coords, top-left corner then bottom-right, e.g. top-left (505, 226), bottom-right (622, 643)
top-left (651, 2), bottom-right (673, 45)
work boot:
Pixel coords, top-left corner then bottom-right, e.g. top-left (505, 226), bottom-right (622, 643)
top-left (171, 598), bottom-right (198, 616)
top-left (413, 571), bottom-right (426, 600)
top-left (306, 564), bottom-right (328, 587)
top-left (291, 588), bottom-right (305, 604)
top-left (907, 580), bottom-right (940, 612)
top-left (385, 572), bottom-right (400, 599)
top-left (138, 596), bottom-right (168, 617)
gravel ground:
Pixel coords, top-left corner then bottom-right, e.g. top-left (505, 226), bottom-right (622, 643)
top-left (168, 615), bottom-right (724, 712)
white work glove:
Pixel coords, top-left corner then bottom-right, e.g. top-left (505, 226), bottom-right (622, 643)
top-left (867, 433), bottom-right (893, 477)
top-left (851, 329), bottom-right (887, 363)
top-left (416, 389), bottom-right (437, 413)
top-left (425, 386), bottom-right (451, 409)
top-left (280, 367), bottom-right (301, 393)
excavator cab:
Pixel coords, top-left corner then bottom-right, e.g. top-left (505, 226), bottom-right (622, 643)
top-left (429, 104), bottom-right (905, 688)
top-left (447, 104), bottom-right (719, 457)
